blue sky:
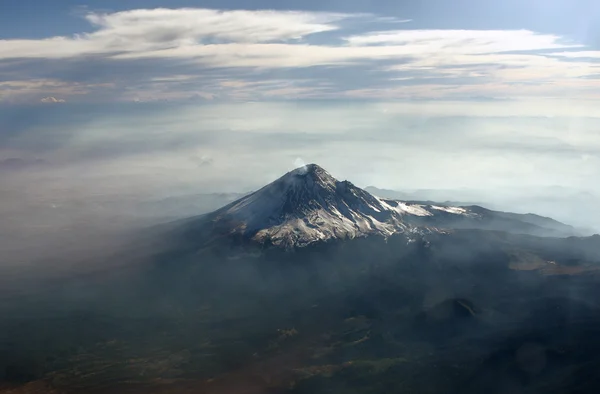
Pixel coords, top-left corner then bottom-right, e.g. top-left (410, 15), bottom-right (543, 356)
top-left (2, 0), bottom-right (600, 219)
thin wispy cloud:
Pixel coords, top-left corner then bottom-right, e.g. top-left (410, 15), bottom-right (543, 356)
top-left (344, 29), bottom-right (577, 52)
top-left (547, 51), bottom-right (600, 58)
top-left (40, 96), bottom-right (66, 103)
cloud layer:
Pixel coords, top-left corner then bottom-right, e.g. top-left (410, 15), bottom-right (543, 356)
top-left (1, 7), bottom-right (600, 102)
top-left (3, 101), bottom-right (599, 203)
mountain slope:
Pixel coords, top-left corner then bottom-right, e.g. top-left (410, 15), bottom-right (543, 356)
top-left (196, 164), bottom-right (417, 248)
top-left (407, 204), bottom-right (578, 237)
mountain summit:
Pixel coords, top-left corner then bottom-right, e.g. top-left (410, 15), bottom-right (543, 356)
top-left (202, 164), bottom-right (424, 247)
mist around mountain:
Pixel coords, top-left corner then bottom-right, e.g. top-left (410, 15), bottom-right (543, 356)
top-left (1, 165), bottom-right (600, 393)
top-left (0, 190), bottom-right (247, 264)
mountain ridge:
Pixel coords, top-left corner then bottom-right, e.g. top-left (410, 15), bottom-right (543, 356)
top-left (176, 164), bottom-right (579, 249)
top-left (365, 185), bottom-right (593, 235)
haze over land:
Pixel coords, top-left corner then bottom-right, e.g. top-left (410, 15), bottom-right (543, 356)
top-left (1, 163), bottom-right (600, 393)
top-left (2, 0), bottom-right (600, 392)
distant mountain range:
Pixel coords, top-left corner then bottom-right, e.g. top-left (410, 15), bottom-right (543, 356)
top-left (366, 185), bottom-right (599, 234)
top-left (364, 186), bottom-right (483, 207)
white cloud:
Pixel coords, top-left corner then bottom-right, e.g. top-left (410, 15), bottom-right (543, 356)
top-left (374, 17), bottom-right (412, 24)
top-left (40, 96), bottom-right (66, 103)
top-left (0, 79), bottom-right (111, 103)
top-left (386, 52), bottom-right (600, 82)
top-left (0, 8), bottom-right (350, 59)
top-left (344, 29), bottom-right (578, 52)
top-left (86, 8), bottom-right (348, 43)
top-left (547, 51), bottom-right (600, 58)
top-left (112, 42), bottom-right (415, 67)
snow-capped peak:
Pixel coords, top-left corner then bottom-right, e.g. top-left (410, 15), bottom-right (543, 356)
top-left (203, 164), bottom-right (411, 247)
top-left (198, 164), bottom-right (478, 248)
top-left (288, 163), bottom-right (337, 186)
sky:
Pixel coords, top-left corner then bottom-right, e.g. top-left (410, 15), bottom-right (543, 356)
top-left (2, 0), bottom-right (600, 212)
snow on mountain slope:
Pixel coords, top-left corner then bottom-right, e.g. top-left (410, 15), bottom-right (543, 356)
top-left (200, 164), bottom-right (474, 248)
